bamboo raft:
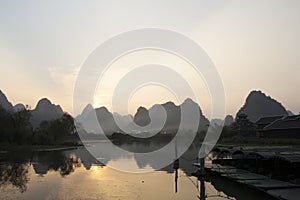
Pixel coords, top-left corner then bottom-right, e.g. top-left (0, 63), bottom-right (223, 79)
top-left (201, 164), bottom-right (300, 200)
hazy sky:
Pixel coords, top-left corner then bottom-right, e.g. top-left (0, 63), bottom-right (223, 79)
top-left (1, 0), bottom-right (300, 117)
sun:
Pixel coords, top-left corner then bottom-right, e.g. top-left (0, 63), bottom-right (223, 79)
top-left (90, 165), bottom-right (104, 176)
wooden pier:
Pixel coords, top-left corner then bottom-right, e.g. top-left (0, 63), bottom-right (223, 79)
top-left (203, 164), bottom-right (300, 200)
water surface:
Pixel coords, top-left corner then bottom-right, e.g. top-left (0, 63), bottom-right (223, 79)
top-left (0, 143), bottom-right (275, 200)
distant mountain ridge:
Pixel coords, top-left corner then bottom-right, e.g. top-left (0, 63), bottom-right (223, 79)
top-left (0, 90), bottom-right (66, 128)
top-left (0, 90), bottom-right (27, 113)
top-left (0, 91), bottom-right (67, 133)
top-left (76, 98), bottom-right (210, 135)
top-left (236, 90), bottom-right (288, 122)
top-left (132, 98), bottom-right (209, 133)
top-left (0, 89), bottom-right (295, 132)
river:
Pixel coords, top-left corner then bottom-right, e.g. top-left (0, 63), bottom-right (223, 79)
top-left (0, 142), bottom-right (275, 200)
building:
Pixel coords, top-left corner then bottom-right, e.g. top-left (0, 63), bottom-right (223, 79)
top-left (259, 115), bottom-right (300, 139)
top-left (255, 115), bottom-right (284, 130)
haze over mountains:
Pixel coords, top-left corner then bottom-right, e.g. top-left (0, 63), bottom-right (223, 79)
top-left (133, 98), bottom-right (209, 132)
top-left (0, 89), bottom-right (295, 132)
top-left (76, 98), bottom-right (210, 134)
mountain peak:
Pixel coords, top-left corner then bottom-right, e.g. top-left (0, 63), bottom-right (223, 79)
top-left (14, 103), bottom-right (25, 112)
top-left (96, 106), bottom-right (110, 113)
top-left (237, 90), bottom-right (288, 122)
top-left (81, 104), bottom-right (94, 115)
top-left (134, 106), bottom-right (150, 126)
top-left (182, 98), bottom-right (197, 105)
top-left (36, 98), bottom-right (52, 108)
top-left (136, 106), bottom-right (148, 112)
top-left (0, 90), bottom-right (14, 112)
top-left (31, 98), bottom-right (64, 128)
top-left (162, 101), bottom-right (177, 108)
top-left (247, 90), bottom-right (270, 101)
top-left (34, 98), bottom-right (63, 114)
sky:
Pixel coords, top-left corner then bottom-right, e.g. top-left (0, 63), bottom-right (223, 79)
top-left (1, 0), bottom-right (300, 118)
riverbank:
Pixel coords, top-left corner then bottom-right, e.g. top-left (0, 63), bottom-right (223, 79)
top-left (218, 138), bottom-right (300, 147)
top-left (0, 144), bottom-right (83, 153)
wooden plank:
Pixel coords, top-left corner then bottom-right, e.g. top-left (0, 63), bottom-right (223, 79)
top-left (199, 163), bottom-right (222, 169)
top-left (267, 188), bottom-right (300, 200)
top-left (210, 167), bottom-right (249, 174)
top-left (221, 173), bottom-right (269, 180)
top-left (237, 179), bottom-right (300, 190)
top-left (205, 161), bottom-right (300, 199)
top-left (206, 164), bottom-right (236, 170)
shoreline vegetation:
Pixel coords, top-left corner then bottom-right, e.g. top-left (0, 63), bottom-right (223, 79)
top-left (0, 136), bottom-right (300, 153)
top-left (2, 138), bottom-right (300, 152)
top-left (0, 106), bottom-right (82, 151)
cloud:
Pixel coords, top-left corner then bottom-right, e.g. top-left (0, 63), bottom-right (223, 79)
top-left (48, 65), bottom-right (80, 95)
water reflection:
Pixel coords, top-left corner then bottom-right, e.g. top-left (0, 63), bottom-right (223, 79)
top-left (0, 151), bottom-right (82, 193)
top-left (0, 162), bottom-right (29, 193)
top-left (0, 144), bottom-right (277, 200)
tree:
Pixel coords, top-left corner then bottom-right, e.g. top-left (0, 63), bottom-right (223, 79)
top-left (36, 113), bottom-right (76, 145)
top-left (12, 108), bottom-right (32, 144)
top-left (0, 107), bottom-right (14, 144)
top-left (0, 163), bottom-right (30, 193)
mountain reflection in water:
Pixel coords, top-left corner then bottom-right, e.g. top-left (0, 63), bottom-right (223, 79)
top-left (0, 143), bottom-right (275, 200)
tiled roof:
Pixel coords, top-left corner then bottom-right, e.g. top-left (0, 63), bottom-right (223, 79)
top-left (264, 115), bottom-right (300, 130)
top-left (255, 116), bottom-right (284, 125)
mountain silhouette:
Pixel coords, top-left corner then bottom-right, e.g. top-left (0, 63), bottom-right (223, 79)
top-left (131, 98), bottom-right (209, 133)
top-left (0, 90), bottom-right (14, 112)
top-left (30, 98), bottom-right (64, 128)
top-left (180, 98), bottom-right (209, 131)
top-left (14, 103), bottom-right (25, 112)
top-left (158, 101), bottom-right (181, 132)
top-left (75, 98), bottom-right (209, 135)
top-left (75, 104), bottom-right (101, 134)
top-left (133, 107), bottom-right (151, 126)
top-left (236, 90), bottom-right (288, 122)
top-left (76, 105), bottom-right (133, 134)
top-left (0, 90), bottom-right (26, 113)
top-left (95, 107), bottom-right (120, 134)
top-left (1, 89), bottom-right (293, 133)
top-left (113, 113), bottom-right (133, 130)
